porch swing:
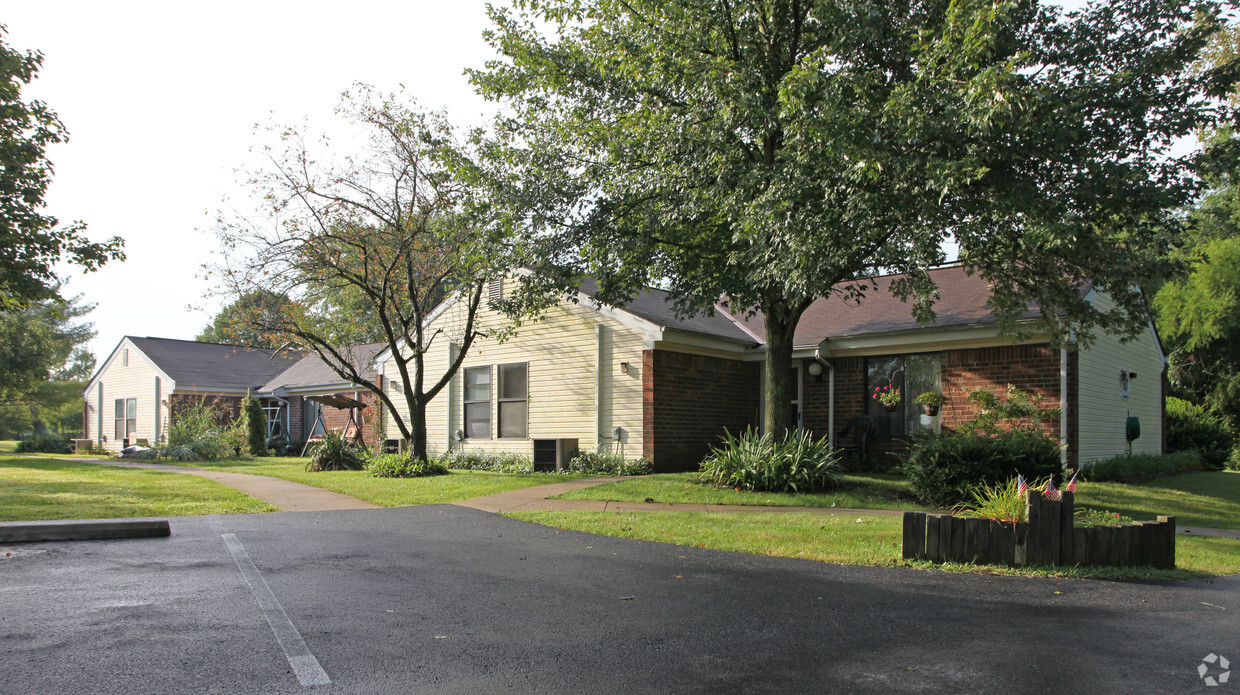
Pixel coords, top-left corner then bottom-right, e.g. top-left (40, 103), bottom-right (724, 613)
top-left (300, 394), bottom-right (369, 456)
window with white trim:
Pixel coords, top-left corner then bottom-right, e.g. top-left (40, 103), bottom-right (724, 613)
top-left (497, 362), bottom-right (528, 438)
top-left (464, 366), bottom-right (491, 439)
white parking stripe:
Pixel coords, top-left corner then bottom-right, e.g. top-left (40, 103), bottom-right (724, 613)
top-left (222, 534), bottom-right (331, 687)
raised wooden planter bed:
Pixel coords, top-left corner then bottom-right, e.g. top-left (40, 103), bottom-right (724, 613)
top-left (901, 490), bottom-right (1175, 569)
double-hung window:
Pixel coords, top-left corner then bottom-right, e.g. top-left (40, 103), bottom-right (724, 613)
top-left (114, 398), bottom-right (137, 441)
top-left (497, 363), bottom-right (528, 438)
top-left (464, 366), bottom-right (491, 439)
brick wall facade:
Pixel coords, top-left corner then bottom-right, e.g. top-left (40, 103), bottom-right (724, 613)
top-left (644, 349), bottom-right (761, 472)
top-left (801, 344), bottom-right (1069, 468)
top-left (168, 394), bottom-right (246, 427)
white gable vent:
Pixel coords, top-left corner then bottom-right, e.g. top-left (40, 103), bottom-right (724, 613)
top-left (488, 278), bottom-right (503, 302)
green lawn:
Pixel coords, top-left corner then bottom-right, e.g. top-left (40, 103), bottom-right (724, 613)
top-left (183, 456), bottom-right (593, 507)
top-left (1074, 471), bottom-right (1240, 530)
top-left (516, 469), bottom-right (1240, 579)
top-left (554, 471), bottom-right (928, 510)
top-left (508, 510), bottom-right (1239, 579)
top-left (0, 440), bottom-right (17, 453)
top-left (0, 458), bottom-right (276, 521)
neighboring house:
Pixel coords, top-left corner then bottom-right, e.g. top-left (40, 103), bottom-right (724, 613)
top-left (254, 343), bottom-right (386, 446)
top-left (81, 337), bottom-right (304, 452)
top-left (377, 266), bottom-right (1165, 472)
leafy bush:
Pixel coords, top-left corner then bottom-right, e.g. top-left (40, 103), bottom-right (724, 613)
top-left (305, 431), bottom-right (366, 471)
top-left (365, 452), bottom-right (449, 478)
top-left (567, 450), bottom-right (653, 476)
top-left (243, 396), bottom-right (267, 456)
top-left (963, 385), bottom-right (1060, 435)
top-left (699, 428), bottom-right (842, 493)
top-left (1166, 397), bottom-right (1233, 470)
top-left (903, 430), bottom-right (1062, 508)
top-left (15, 432), bottom-right (72, 454)
top-left (163, 401), bottom-right (230, 461)
top-left (437, 451), bottom-right (535, 473)
top-left (1228, 448), bottom-right (1240, 472)
top-left (1081, 451), bottom-right (1203, 483)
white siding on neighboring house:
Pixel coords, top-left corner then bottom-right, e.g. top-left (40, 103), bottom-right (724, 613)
top-left (1077, 293), bottom-right (1165, 463)
top-left (87, 340), bottom-right (173, 452)
top-left (381, 295), bottom-right (647, 459)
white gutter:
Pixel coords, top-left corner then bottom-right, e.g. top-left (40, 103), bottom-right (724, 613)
top-left (596, 323), bottom-right (605, 448)
top-left (813, 347), bottom-right (835, 447)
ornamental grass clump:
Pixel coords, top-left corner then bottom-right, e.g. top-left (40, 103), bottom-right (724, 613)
top-left (955, 478), bottom-right (1028, 523)
top-left (699, 428), bottom-right (841, 493)
top-left (305, 431), bottom-right (365, 471)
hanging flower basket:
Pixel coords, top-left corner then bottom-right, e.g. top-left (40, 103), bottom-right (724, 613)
top-left (873, 383), bottom-right (901, 410)
top-left (914, 391), bottom-right (945, 417)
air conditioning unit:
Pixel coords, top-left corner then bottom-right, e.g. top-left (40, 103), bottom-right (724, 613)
top-left (533, 438), bottom-right (578, 472)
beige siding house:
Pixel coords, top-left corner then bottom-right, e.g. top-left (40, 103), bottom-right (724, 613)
top-left (82, 337), bottom-right (303, 452)
top-left (375, 267), bottom-right (1166, 471)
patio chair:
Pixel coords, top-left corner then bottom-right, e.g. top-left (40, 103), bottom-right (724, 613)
top-left (836, 415), bottom-right (875, 466)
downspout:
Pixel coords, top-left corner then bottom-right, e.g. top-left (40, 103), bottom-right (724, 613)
top-left (813, 347), bottom-right (834, 447)
top-left (154, 377), bottom-right (161, 443)
top-left (596, 323), bottom-right (605, 450)
top-left (1060, 346), bottom-right (1069, 466)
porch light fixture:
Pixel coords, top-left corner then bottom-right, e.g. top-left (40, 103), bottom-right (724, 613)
top-left (620, 361), bottom-right (629, 375)
top-left (806, 361), bottom-right (824, 377)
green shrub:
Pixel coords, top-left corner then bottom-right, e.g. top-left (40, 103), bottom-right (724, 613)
top-left (903, 430), bottom-right (1062, 508)
top-left (699, 428), bottom-right (842, 493)
top-left (437, 451), bottom-right (535, 473)
top-left (164, 401), bottom-right (230, 461)
top-left (365, 452), bottom-right (449, 478)
top-left (243, 396), bottom-right (267, 456)
top-left (15, 432), bottom-right (71, 454)
top-left (1166, 397), bottom-right (1233, 470)
top-left (567, 451), bottom-right (653, 476)
top-left (305, 431), bottom-right (366, 471)
top-left (1228, 448), bottom-right (1240, 472)
top-left (1081, 451), bottom-right (1204, 483)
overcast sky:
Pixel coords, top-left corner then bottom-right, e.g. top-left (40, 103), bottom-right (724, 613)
top-left (6, 1), bottom-right (501, 364)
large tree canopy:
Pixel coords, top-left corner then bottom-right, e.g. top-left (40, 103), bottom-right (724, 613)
top-left (473, 0), bottom-right (1237, 433)
top-left (0, 289), bottom-right (95, 436)
top-left (0, 25), bottom-right (123, 308)
top-left (210, 86), bottom-right (518, 461)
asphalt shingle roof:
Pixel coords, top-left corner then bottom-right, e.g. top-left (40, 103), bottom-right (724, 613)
top-left (127, 337), bottom-right (305, 389)
top-left (579, 279), bottom-right (760, 345)
top-left (260, 343), bottom-right (386, 391)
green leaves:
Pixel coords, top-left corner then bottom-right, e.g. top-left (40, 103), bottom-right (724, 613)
top-left (0, 26), bottom-right (123, 309)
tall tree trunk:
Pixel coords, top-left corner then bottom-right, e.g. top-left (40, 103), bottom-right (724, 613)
top-left (761, 297), bottom-right (805, 437)
top-left (409, 397), bottom-right (429, 462)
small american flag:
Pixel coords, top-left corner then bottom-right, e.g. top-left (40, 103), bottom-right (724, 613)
top-left (1064, 471), bottom-right (1078, 493)
top-left (1017, 474), bottom-right (1029, 497)
top-left (1043, 479), bottom-right (1060, 501)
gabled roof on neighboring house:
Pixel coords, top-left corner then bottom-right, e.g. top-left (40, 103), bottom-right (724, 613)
top-left (259, 342), bottom-right (386, 393)
top-left (127, 337), bottom-right (305, 388)
top-left (726, 265), bottom-right (1043, 346)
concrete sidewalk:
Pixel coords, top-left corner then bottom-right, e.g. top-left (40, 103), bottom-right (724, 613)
top-left (56, 457), bottom-right (380, 512)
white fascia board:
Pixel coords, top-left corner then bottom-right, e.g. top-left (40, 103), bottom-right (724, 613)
top-left (83, 337), bottom-right (176, 398)
top-left (266, 382), bottom-right (365, 398)
top-left (812, 322), bottom-right (1047, 356)
top-left (576, 292), bottom-right (665, 343)
top-left (172, 385), bottom-right (255, 396)
top-left (655, 327), bottom-right (761, 356)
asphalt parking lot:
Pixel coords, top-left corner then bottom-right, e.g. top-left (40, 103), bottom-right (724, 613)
top-left (2, 505), bottom-right (1237, 694)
